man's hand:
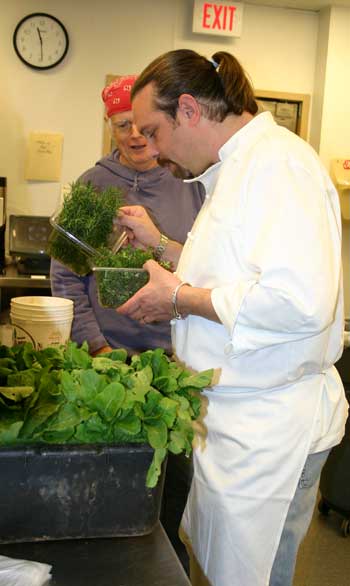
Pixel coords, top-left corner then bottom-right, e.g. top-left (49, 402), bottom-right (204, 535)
top-left (116, 260), bottom-right (180, 323)
top-left (116, 205), bottom-right (160, 250)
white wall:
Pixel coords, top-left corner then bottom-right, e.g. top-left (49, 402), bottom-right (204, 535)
top-left (326, 6), bottom-right (350, 318)
top-left (0, 0), bottom-right (318, 220)
top-left (175, 2), bottom-right (318, 94)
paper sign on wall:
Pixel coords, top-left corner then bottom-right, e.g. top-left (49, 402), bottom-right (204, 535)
top-left (193, 0), bottom-right (244, 37)
top-left (25, 132), bottom-right (63, 182)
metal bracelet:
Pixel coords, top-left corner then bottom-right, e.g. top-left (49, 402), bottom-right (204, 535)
top-left (172, 281), bottom-right (191, 320)
top-left (154, 233), bottom-right (169, 261)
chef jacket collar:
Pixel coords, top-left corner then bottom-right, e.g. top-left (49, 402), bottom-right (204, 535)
top-left (185, 112), bottom-right (276, 194)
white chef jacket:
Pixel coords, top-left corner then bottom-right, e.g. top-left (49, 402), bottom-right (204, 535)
top-left (174, 112), bottom-right (348, 586)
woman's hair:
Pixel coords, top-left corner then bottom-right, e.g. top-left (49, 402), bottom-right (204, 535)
top-left (131, 49), bottom-right (258, 121)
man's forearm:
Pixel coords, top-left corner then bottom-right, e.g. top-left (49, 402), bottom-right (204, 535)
top-left (176, 285), bottom-right (221, 323)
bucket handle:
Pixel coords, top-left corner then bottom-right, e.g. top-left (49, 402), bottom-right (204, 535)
top-left (10, 320), bottom-right (37, 350)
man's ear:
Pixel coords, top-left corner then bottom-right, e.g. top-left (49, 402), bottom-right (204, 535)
top-left (177, 94), bottom-right (201, 126)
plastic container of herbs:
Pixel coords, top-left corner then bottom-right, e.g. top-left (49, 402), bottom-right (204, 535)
top-left (46, 182), bottom-right (124, 276)
top-left (93, 267), bottom-right (149, 307)
top-left (47, 213), bottom-right (100, 276)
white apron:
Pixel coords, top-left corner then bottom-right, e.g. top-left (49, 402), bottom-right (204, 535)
top-left (181, 372), bottom-right (334, 586)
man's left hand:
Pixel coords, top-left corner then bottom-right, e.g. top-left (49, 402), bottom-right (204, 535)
top-left (116, 260), bottom-right (180, 323)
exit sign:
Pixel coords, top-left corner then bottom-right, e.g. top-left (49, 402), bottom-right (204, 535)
top-left (193, 0), bottom-right (244, 37)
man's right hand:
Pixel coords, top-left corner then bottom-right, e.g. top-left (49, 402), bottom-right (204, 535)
top-left (116, 205), bottom-right (160, 250)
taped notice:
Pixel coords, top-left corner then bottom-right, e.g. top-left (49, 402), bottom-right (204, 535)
top-left (25, 132), bottom-right (63, 182)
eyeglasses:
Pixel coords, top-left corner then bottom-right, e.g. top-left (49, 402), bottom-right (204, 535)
top-left (110, 119), bottom-right (134, 134)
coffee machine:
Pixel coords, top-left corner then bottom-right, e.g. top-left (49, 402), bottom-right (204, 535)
top-left (0, 177), bottom-right (6, 275)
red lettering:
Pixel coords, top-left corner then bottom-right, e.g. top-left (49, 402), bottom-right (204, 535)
top-left (228, 6), bottom-right (236, 31)
top-left (202, 3), bottom-right (212, 28)
top-left (213, 4), bottom-right (223, 29)
top-left (223, 5), bottom-right (227, 29)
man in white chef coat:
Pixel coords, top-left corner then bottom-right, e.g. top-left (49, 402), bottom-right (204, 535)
top-left (116, 49), bottom-right (348, 586)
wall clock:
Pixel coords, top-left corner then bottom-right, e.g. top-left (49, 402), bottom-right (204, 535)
top-left (13, 13), bottom-right (69, 70)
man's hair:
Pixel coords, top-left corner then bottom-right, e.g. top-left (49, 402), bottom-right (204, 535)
top-left (131, 49), bottom-right (258, 122)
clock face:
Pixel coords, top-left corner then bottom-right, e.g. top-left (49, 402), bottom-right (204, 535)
top-left (13, 13), bottom-right (69, 70)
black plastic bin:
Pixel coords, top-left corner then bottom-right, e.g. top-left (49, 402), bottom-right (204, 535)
top-left (0, 443), bottom-right (166, 544)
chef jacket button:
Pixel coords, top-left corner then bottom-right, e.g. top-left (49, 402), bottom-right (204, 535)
top-left (187, 231), bottom-right (195, 241)
top-left (224, 342), bottom-right (234, 356)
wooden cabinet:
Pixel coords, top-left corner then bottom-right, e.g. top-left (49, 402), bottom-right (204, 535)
top-left (255, 90), bottom-right (310, 140)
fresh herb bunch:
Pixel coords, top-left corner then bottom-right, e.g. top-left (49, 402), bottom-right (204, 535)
top-left (95, 245), bottom-right (155, 269)
top-left (0, 341), bottom-right (213, 488)
top-left (47, 182), bottom-right (124, 276)
top-left (93, 246), bottom-right (170, 307)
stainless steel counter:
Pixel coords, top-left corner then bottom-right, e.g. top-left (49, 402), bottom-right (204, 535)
top-left (0, 264), bottom-right (51, 317)
top-left (0, 264), bottom-right (51, 288)
top-left (0, 523), bottom-right (191, 586)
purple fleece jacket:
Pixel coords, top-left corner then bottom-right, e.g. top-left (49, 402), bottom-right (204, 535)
top-left (50, 150), bottom-right (205, 355)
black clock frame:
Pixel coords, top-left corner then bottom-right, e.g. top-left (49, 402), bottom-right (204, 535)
top-left (13, 12), bottom-right (69, 70)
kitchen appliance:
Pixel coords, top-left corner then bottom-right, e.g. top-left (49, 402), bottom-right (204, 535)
top-left (9, 215), bottom-right (52, 275)
top-left (0, 177), bottom-right (6, 274)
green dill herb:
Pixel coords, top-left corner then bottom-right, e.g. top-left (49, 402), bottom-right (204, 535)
top-left (46, 182), bottom-right (124, 275)
top-left (93, 246), bottom-right (170, 307)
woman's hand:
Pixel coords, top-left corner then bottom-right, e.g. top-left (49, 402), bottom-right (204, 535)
top-left (116, 205), bottom-right (160, 250)
top-left (91, 345), bottom-right (113, 357)
top-left (116, 260), bottom-right (181, 323)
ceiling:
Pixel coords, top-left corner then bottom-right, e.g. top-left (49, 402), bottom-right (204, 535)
top-left (245, 0), bottom-right (350, 11)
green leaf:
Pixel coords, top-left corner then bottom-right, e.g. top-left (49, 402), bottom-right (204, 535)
top-left (7, 369), bottom-right (37, 388)
top-left (90, 382), bottom-right (126, 422)
top-left (79, 369), bottom-right (106, 402)
top-left (64, 341), bottom-right (92, 370)
top-left (19, 400), bottom-right (61, 439)
top-left (168, 429), bottom-right (186, 454)
top-left (35, 346), bottom-right (64, 370)
top-left (0, 420), bottom-right (24, 443)
top-left (146, 447), bottom-right (167, 488)
top-left (105, 348), bottom-right (128, 363)
top-left (92, 356), bottom-right (117, 372)
top-left (145, 420), bottom-right (168, 449)
top-left (60, 370), bottom-right (79, 402)
top-left (74, 414), bottom-right (110, 443)
top-left (0, 386), bottom-right (35, 402)
top-left (143, 389), bottom-right (162, 417)
top-left (153, 375), bottom-right (178, 394)
top-left (41, 427), bottom-right (75, 443)
top-left (179, 369), bottom-right (214, 389)
top-left (159, 397), bottom-right (178, 428)
top-left (115, 411), bottom-right (141, 436)
top-left (45, 402), bottom-right (85, 432)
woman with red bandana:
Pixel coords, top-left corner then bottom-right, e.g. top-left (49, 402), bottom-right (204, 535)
top-left (50, 75), bottom-right (204, 357)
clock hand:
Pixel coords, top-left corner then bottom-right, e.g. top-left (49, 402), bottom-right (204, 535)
top-left (36, 27), bottom-right (43, 61)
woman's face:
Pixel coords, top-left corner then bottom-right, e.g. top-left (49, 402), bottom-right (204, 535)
top-left (109, 111), bottom-right (158, 172)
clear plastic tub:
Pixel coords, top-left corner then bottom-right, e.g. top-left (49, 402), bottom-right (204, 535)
top-left (47, 211), bottom-right (100, 276)
top-left (93, 267), bottom-right (149, 308)
top-left (47, 207), bottom-right (126, 276)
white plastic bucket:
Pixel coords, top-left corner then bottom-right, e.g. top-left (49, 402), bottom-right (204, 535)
top-left (11, 296), bottom-right (73, 316)
top-left (10, 296), bottom-right (73, 350)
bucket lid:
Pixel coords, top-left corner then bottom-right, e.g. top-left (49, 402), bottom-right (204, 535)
top-left (11, 296), bottom-right (73, 309)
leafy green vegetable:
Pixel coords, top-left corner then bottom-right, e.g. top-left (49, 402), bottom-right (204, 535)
top-left (46, 181), bottom-right (124, 275)
top-left (0, 341), bottom-right (214, 488)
